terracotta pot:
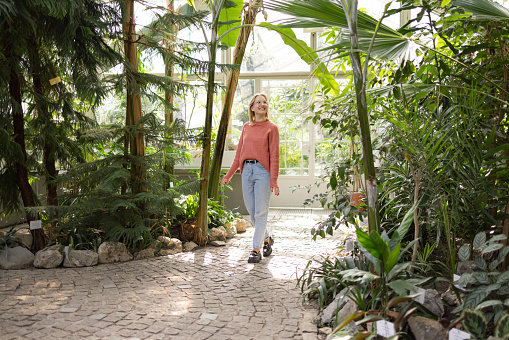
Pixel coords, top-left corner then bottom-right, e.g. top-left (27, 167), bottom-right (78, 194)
top-left (350, 192), bottom-right (366, 211)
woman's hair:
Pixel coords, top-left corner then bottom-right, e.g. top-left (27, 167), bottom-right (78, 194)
top-left (248, 93), bottom-right (269, 126)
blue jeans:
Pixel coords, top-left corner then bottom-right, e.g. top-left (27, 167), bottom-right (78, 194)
top-left (242, 161), bottom-right (272, 250)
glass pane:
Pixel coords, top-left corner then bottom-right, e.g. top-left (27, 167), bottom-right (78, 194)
top-left (263, 79), bottom-right (310, 176)
top-left (227, 79), bottom-right (255, 149)
top-left (241, 11), bottom-right (310, 73)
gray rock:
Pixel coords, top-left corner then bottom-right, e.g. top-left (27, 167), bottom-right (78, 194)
top-left (234, 219), bottom-right (247, 233)
top-left (210, 240), bottom-right (226, 247)
top-left (333, 299), bottom-right (361, 332)
top-left (184, 241), bottom-right (198, 251)
top-left (457, 261), bottom-right (479, 275)
top-left (0, 246), bottom-right (34, 269)
top-left (441, 289), bottom-right (461, 306)
top-left (321, 287), bottom-right (350, 325)
top-left (34, 245), bottom-right (64, 269)
top-left (133, 247), bottom-right (155, 260)
top-left (225, 223), bottom-right (237, 238)
top-left (14, 229), bottom-right (33, 249)
top-left (158, 237), bottom-right (182, 254)
top-left (97, 242), bottom-right (133, 264)
top-left (159, 248), bottom-right (179, 256)
top-left (63, 247), bottom-right (98, 267)
top-left (423, 289), bottom-right (444, 317)
top-left (408, 315), bottom-right (446, 340)
top-left (209, 227), bottom-right (226, 241)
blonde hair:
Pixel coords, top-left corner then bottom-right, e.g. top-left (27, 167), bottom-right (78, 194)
top-left (248, 93), bottom-right (269, 126)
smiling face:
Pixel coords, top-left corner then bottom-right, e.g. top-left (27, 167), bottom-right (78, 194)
top-left (250, 94), bottom-right (269, 122)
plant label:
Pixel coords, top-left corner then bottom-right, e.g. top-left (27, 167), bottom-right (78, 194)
top-left (376, 320), bottom-right (396, 338)
top-left (29, 220), bottom-right (42, 230)
top-left (449, 328), bottom-right (470, 340)
top-left (453, 274), bottom-right (467, 291)
top-left (412, 287), bottom-right (426, 304)
top-left (49, 76), bottom-right (61, 85)
top-left (345, 238), bottom-right (355, 252)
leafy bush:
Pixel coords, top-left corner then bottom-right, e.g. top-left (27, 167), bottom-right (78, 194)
top-left (454, 231), bottom-right (509, 325)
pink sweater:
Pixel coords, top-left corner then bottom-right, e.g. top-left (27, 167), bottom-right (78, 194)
top-left (224, 120), bottom-right (280, 188)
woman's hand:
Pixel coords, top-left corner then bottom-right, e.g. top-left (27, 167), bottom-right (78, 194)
top-left (271, 186), bottom-right (280, 196)
top-left (221, 177), bottom-right (229, 185)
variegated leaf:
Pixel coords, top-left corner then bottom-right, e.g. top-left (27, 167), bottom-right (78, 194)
top-left (474, 300), bottom-right (503, 310)
top-left (474, 256), bottom-right (487, 270)
top-left (499, 272), bottom-right (509, 284)
top-left (482, 243), bottom-right (503, 255)
top-left (458, 245), bottom-right (471, 262)
top-left (472, 271), bottom-right (490, 285)
top-left (473, 232), bottom-right (487, 250)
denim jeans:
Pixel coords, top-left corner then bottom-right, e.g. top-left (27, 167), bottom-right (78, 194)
top-left (242, 161), bottom-right (272, 250)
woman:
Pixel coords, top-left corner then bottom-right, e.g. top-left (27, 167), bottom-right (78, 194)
top-left (221, 93), bottom-right (280, 263)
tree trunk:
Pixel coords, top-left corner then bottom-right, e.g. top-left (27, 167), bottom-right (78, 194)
top-left (340, 0), bottom-right (380, 234)
top-left (9, 68), bottom-right (47, 251)
top-left (30, 45), bottom-right (59, 207)
top-left (209, 0), bottom-right (259, 200)
top-left (123, 0), bottom-right (145, 195)
top-left (195, 29), bottom-right (218, 246)
top-left (164, 0), bottom-right (176, 183)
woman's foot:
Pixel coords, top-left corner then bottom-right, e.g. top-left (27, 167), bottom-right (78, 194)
top-left (263, 236), bottom-right (274, 257)
top-left (248, 250), bottom-right (261, 263)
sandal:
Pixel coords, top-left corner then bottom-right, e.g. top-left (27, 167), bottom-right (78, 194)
top-left (263, 236), bottom-right (274, 257)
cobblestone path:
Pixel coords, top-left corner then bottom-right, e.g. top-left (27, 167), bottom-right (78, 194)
top-left (0, 209), bottom-right (345, 340)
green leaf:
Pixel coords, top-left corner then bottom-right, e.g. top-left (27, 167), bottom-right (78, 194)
top-left (472, 272), bottom-right (490, 285)
top-left (217, 0), bottom-right (243, 47)
top-left (452, 0), bottom-right (509, 21)
top-left (388, 280), bottom-right (415, 297)
top-left (385, 243), bottom-right (401, 275)
top-left (475, 300), bottom-right (503, 310)
top-left (496, 314), bottom-right (509, 338)
top-left (497, 271), bottom-right (509, 284)
top-left (458, 245), bottom-right (471, 262)
top-left (481, 243), bottom-right (503, 255)
top-left (441, 0), bottom-right (451, 6)
top-left (462, 309), bottom-right (487, 339)
top-left (474, 256), bottom-right (487, 271)
top-left (473, 232), bottom-right (486, 249)
top-left (330, 171), bottom-right (337, 190)
top-left (395, 203), bottom-right (418, 243)
top-left (260, 22), bottom-right (339, 95)
top-left (464, 284), bottom-right (501, 309)
top-left (356, 229), bottom-right (385, 259)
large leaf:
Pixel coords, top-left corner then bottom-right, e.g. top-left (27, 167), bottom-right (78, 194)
top-left (259, 23), bottom-right (339, 95)
top-left (394, 202), bottom-right (418, 243)
top-left (217, 0), bottom-right (243, 47)
top-left (265, 0), bottom-right (417, 62)
top-left (384, 242), bottom-right (401, 275)
top-left (452, 0), bottom-right (509, 21)
top-left (462, 309), bottom-right (487, 339)
top-left (356, 228), bottom-right (385, 259)
top-left (463, 284), bottom-right (501, 309)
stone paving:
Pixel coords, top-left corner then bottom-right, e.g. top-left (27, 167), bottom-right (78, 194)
top-left (0, 209), bottom-right (347, 340)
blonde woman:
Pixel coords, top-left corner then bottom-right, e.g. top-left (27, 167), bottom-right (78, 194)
top-left (221, 93), bottom-right (280, 263)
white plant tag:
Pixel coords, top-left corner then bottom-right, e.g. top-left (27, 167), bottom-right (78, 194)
top-left (345, 238), bottom-right (355, 252)
top-left (376, 320), bottom-right (396, 338)
top-left (29, 220), bottom-right (42, 230)
top-left (453, 274), bottom-right (467, 291)
top-left (449, 328), bottom-right (471, 340)
top-left (412, 287), bottom-right (426, 304)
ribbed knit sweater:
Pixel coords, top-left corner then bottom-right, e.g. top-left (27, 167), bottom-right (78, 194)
top-left (224, 120), bottom-right (280, 188)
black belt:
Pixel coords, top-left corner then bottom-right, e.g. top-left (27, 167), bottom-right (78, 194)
top-left (244, 160), bottom-right (258, 164)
